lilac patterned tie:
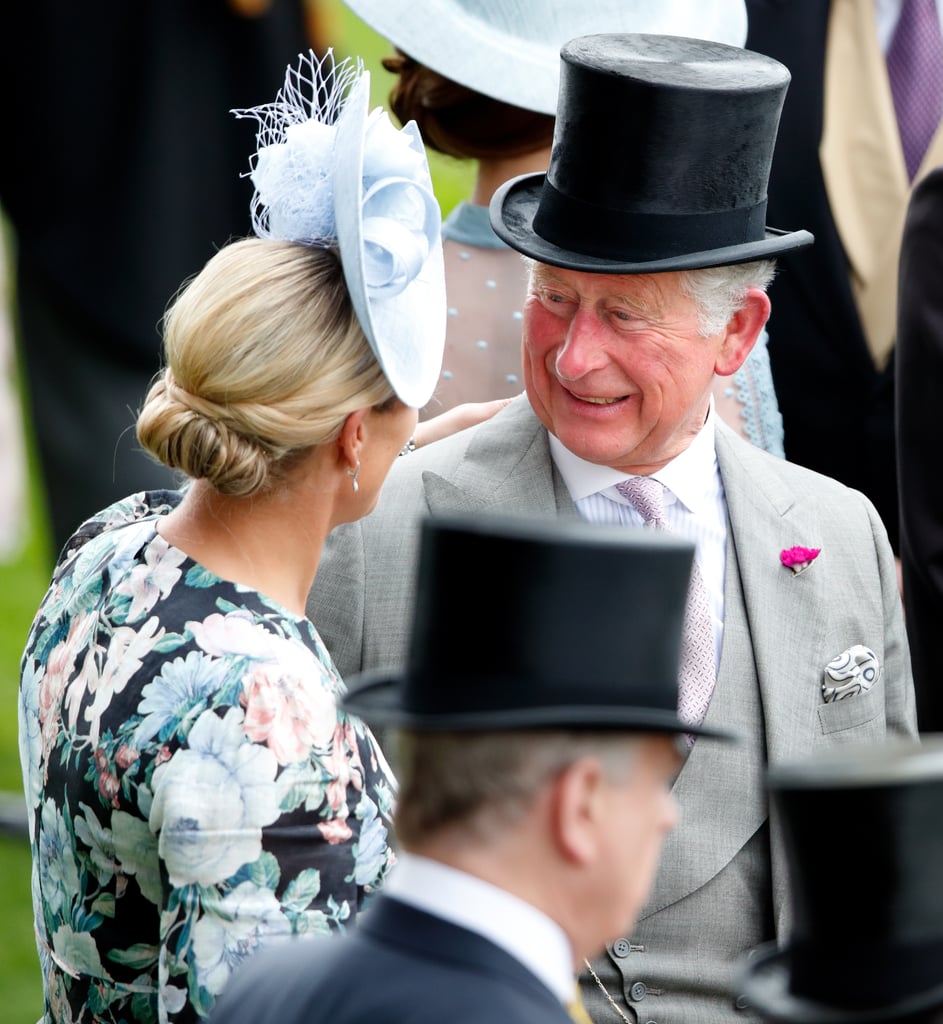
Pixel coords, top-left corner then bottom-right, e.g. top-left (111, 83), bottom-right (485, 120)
top-left (887, 0), bottom-right (943, 180)
top-left (616, 476), bottom-right (716, 742)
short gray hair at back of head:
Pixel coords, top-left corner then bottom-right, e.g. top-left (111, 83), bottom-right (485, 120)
top-left (679, 259), bottom-right (777, 336)
top-left (393, 729), bottom-right (645, 848)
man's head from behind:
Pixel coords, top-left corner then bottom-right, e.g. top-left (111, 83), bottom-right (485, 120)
top-left (343, 514), bottom-right (733, 962)
top-left (490, 33), bottom-right (814, 473)
top-left (393, 726), bottom-right (680, 963)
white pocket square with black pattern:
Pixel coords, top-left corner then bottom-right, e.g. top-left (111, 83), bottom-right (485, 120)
top-left (822, 645), bottom-right (879, 703)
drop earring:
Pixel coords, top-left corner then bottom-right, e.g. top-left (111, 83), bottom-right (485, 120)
top-left (347, 460), bottom-right (361, 493)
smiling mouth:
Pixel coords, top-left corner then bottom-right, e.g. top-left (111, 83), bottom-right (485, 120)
top-left (570, 392), bottom-right (626, 405)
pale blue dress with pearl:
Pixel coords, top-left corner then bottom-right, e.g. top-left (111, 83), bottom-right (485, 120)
top-left (423, 201), bottom-right (785, 458)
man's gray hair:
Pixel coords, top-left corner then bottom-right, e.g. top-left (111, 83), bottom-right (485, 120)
top-left (680, 260), bottom-right (777, 336)
top-left (393, 729), bottom-right (646, 847)
top-left (522, 255), bottom-right (775, 337)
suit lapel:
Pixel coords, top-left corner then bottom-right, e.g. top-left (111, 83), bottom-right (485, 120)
top-left (716, 425), bottom-right (836, 932)
top-left (641, 425), bottom-right (833, 916)
top-left (639, 499), bottom-right (768, 917)
top-left (823, 0), bottom-right (902, 368)
top-left (716, 426), bottom-right (830, 765)
top-left (424, 398), bottom-right (579, 520)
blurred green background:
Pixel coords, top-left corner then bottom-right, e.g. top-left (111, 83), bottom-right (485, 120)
top-left (0, 3), bottom-right (473, 1020)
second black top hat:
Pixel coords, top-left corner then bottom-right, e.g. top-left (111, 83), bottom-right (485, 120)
top-left (343, 514), bottom-right (732, 739)
top-left (738, 737), bottom-right (943, 1022)
top-left (491, 32), bottom-right (814, 273)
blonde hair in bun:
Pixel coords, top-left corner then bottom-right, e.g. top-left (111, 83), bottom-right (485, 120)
top-left (137, 237), bottom-right (395, 496)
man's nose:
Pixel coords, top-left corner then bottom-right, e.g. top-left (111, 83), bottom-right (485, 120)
top-left (555, 309), bottom-right (607, 381)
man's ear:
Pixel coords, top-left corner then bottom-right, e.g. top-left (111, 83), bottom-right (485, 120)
top-left (548, 756), bottom-right (606, 867)
top-left (337, 408), bottom-right (369, 471)
top-left (714, 287), bottom-right (771, 377)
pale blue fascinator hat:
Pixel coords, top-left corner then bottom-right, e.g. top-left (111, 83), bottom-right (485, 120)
top-left (341, 0), bottom-right (748, 115)
top-left (232, 51), bottom-right (446, 409)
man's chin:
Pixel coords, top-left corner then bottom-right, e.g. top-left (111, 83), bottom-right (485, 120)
top-left (556, 433), bottom-right (638, 468)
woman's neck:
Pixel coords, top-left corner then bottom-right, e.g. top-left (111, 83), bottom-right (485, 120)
top-left (471, 145), bottom-right (553, 206)
top-left (157, 475), bottom-right (332, 617)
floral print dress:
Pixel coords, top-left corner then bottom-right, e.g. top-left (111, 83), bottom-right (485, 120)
top-left (18, 491), bottom-right (396, 1024)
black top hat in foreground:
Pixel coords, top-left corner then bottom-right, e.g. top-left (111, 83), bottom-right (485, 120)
top-left (342, 515), bottom-right (731, 740)
top-left (490, 33), bottom-right (814, 273)
top-left (738, 737), bottom-right (943, 1023)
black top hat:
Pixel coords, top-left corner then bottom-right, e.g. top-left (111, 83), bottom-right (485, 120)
top-left (490, 33), bottom-right (814, 273)
top-left (342, 514), bottom-right (731, 739)
top-left (737, 738), bottom-right (943, 1023)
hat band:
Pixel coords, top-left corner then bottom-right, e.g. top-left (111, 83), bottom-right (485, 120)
top-left (532, 180), bottom-right (769, 262)
top-left (401, 670), bottom-right (676, 721)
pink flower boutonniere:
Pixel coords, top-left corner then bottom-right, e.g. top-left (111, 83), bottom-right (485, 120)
top-left (780, 545), bottom-right (821, 575)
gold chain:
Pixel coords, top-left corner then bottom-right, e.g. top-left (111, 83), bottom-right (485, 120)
top-left (583, 958), bottom-right (633, 1023)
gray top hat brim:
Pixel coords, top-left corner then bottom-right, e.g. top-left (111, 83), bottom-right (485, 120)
top-left (491, 172), bottom-right (815, 273)
top-left (342, 671), bottom-right (735, 738)
top-left (738, 942), bottom-right (943, 1024)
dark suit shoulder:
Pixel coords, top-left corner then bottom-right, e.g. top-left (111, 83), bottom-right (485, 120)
top-left (208, 899), bottom-right (571, 1024)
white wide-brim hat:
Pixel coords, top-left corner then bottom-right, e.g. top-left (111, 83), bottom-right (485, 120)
top-left (342, 0), bottom-right (748, 114)
top-left (234, 51), bottom-right (446, 409)
top-left (334, 74), bottom-right (446, 409)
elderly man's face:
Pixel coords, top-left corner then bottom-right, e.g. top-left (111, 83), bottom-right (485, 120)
top-left (522, 265), bottom-right (737, 474)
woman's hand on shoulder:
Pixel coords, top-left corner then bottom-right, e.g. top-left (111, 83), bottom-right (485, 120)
top-left (413, 395), bottom-right (517, 449)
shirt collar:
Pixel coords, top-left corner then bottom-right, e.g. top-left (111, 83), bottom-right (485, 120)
top-left (549, 399), bottom-right (719, 514)
top-left (383, 852), bottom-right (575, 1004)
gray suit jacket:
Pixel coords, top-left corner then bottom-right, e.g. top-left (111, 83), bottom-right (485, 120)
top-left (310, 395), bottom-right (916, 1024)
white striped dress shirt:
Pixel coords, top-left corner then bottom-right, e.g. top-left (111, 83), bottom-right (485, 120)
top-left (548, 403), bottom-right (727, 674)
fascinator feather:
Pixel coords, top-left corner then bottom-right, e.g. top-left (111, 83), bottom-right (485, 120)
top-left (232, 50), bottom-right (445, 408)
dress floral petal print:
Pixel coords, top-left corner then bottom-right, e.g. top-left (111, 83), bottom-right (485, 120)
top-left (18, 491), bottom-right (396, 1024)
top-left (149, 706), bottom-right (282, 887)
